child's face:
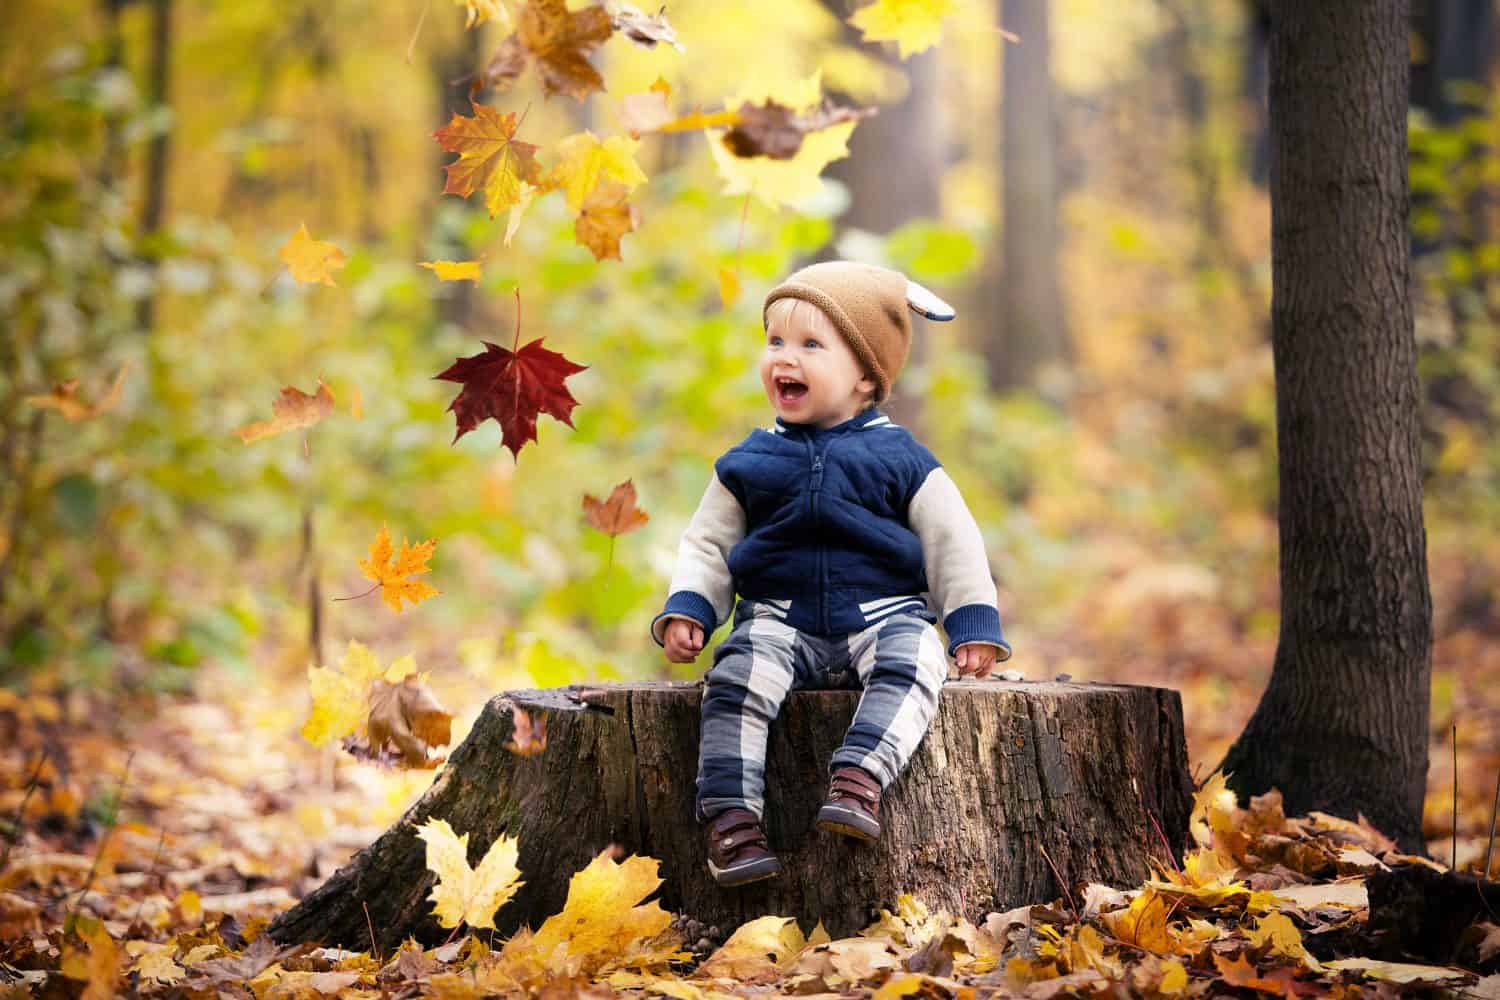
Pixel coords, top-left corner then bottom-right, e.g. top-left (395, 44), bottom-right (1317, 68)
top-left (760, 299), bottom-right (877, 429)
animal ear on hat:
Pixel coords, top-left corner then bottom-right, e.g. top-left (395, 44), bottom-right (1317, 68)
top-left (906, 280), bottom-right (956, 321)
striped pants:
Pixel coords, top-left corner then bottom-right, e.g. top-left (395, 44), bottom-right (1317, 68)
top-left (696, 598), bottom-right (948, 822)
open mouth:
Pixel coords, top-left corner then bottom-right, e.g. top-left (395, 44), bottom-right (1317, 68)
top-left (775, 377), bottom-right (808, 403)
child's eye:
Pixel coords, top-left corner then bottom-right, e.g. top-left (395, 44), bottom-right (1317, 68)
top-left (768, 335), bottom-right (783, 346)
top-left (803, 338), bottom-right (821, 349)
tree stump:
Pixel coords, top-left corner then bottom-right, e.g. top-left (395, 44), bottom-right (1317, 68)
top-left (270, 680), bottom-right (1193, 952)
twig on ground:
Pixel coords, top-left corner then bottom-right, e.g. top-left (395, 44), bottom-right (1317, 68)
top-left (1484, 769), bottom-right (1499, 880)
top-left (66, 750), bottom-right (134, 931)
top-left (0, 749), bottom-right (48, 871)
top-left (1037, 842), bottom-right (1079, 924)
top-left (131, 828), bottom-right (168, 926)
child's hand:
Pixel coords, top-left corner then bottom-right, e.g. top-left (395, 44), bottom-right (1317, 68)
top-left (955, 643), bottom-right (999, 679)
top-left (663, 618), bottom-right (705, 663)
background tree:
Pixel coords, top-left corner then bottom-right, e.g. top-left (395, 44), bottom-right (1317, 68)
top-left (982, 0), bottom-right (1067, 391)
top-left (1217, 0), bottom-right (1433, 852)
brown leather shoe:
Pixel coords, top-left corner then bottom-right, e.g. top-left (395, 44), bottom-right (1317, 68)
top-left (704, 808), bottom-right (782, 886)
top-left (815, 765), bottom-right (882, 841)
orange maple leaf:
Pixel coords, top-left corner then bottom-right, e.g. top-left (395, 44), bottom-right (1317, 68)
top-left (582, 480), bottom-right (650, 536)
top-left (574, 181), bottom-right (639, 261)
top-left (25, 363), bottom-right (130, 422)
top-left (433, 102), bottom-right (544, 218)
top-left (278, 223), bottom-right (347, 286)
top-left (356, 524), bottom-right (440, 613)
top-left (234, 382), bottom-right (335, 444)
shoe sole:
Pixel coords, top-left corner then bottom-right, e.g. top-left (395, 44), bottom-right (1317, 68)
top-left (816, 803), bottom-right (880, 842)
top-left (706, 856), bottom-right (782, 887)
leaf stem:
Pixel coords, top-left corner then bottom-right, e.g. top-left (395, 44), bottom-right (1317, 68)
top-left (332, 583), bottom-right (381, 602)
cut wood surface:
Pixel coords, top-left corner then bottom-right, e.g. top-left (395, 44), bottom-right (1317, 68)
top-left (271, 680), bottom-right (1193, 951)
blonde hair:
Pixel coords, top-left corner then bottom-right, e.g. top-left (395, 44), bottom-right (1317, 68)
top-left (764, 296), bottom-right (840, 340)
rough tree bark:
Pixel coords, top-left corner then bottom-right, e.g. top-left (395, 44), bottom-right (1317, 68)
top-left (271, 680), bottom-right (1192, 953)
top-left (1217, 1), bottom-right (1433, 853)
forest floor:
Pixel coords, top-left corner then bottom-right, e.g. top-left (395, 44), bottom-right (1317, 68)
top-left (3, 543), bottom-right (1500, 997)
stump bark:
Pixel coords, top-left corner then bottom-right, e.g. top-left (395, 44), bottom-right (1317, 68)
top-left (271, 680), bottom-right (1192, 951)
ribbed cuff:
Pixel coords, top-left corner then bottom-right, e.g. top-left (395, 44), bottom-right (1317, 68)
top-left (650, 591), bottom-right (717, 646)
top-left (942, 603), bottom-right (1012, 660)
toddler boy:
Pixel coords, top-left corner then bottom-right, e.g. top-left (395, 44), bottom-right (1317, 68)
top-left (652, 261), bottom-right (1012, 887)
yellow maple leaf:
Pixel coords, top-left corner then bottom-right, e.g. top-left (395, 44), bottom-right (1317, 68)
top-left (697, 915), bottom-right (807, 979)
top-left (301, 640), bottom-right (392, 745)
top-left (848, 0), bottom-right (956, 59)
top-left (1246, 912), bottom-right (1320, 969)
top-left (233, 381), bottom-right (336, 444)
top-left (575, 182), bottom-right (640, 261)
top-left (419, 260), bottom-right (483, 282)
top-left (718, 267), bottom-right (741, 308)
top-left (278, 223), bottom-right (347, 286)
top-left (434, 102), bottom-right (545, 218)
top-left (415, 818), bottom-right (524, 930)
top-left (708, 72), bottom-right (857, 210)
top-left (126, 941), bottom-right (184, 985)
top-left (1189, 770), bottom-right (1241, 848)
top-left (358, 524), bottom-right (440, 613)
top-left (548, 130), bottom-right (648, 213)
top-left (528, 849), bottom-right (676, 975)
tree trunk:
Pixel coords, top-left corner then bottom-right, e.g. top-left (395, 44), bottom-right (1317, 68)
top-left (1217, 0), bottom-right (1432, 854)
top-left (270, 680), bottom-right (1193, 952)
top-left (983, 0), bottom-right (1067, 391)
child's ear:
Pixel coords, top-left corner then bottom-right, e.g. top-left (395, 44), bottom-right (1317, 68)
top-left (857, 373), bottom-right (876, 397)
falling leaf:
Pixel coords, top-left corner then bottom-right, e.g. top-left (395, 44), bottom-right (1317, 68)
top-left (433, 102), bottom-right (544, 218)
top-left (25, 363), bottom-right (130, 422)
top-left (415, 818), bottom-right (524, 930)
top-left (278, 223), bottom-right (347, 286)
top-left (548, 130), bottom-right (647, 213)
top-left (505, 706), bottom-right (548, 756)
top-left (709, 72), bottom-right (858, 210)
top-left (575, 181), bottom-right (639, 261)
top-left (505, 182), bottom-right (540, 245)
top-left (349, 384), bottom-right (364, 420)
top-left (435, 337), bottom-right (587, 459)
top-left (721, 99), bottom-right (877, 160)
top-left (233, 382), bottom-right (335, 444)
top-left (357, 524), bottom-right (440, 613)
top-left (301, 640), bottom-right (395, 746)
top-left (848, 0), bottom-right (957, 59)
top-left (610, 2), bottom-right (683, 50)
top-left (482, 0), bottom-right (613, 102)
top-left (420, 259), bottom-right (484, 282)
top-left (367, 674), bottom-right (454, 767)
top-left (583, 480), bottom-right (650, 536)
top-left (619, 85), bottom-right (738, 140)
top-left (718, 267), bottom-right (741, 308)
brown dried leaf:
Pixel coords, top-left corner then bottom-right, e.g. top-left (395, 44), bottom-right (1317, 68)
top-left (234, 382), bottom-right (335, 444)
top-left (721, 99), bottom-right (877, 160)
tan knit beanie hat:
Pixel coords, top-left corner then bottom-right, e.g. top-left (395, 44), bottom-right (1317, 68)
top-left (763, 261), bottom-right (955, 404)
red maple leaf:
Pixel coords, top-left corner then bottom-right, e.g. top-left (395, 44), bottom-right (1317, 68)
top-left (435, 336), bottom-right (587, 458)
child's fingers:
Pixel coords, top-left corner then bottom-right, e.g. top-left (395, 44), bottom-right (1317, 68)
top-left (690, 624), bottom-right (703, 648)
